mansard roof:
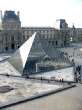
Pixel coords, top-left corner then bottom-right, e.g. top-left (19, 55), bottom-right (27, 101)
top-left (3, 11), bottom-right (20, 21)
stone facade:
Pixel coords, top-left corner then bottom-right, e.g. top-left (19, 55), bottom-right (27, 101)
top-left (22, 27), bottom-right (70, 49)
top-left (0, 10), bottom-right (81, 53)
top-left (0, 11), bottom-right (23, 52)
top-left (0, 29), bottom-right (22, 52)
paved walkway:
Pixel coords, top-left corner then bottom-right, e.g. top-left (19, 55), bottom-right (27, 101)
top-left (2, 83), bottom-right (82, 110)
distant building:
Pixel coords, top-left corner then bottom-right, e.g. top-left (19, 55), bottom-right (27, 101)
top-left (2, 11), bottom-right (21, 29)
top-left (0, 11), bottom-right (22, 52)
top-left (22, 27), bottom-right (68, 49)
top-left (69, 25), bottom-right (82, 43)
top-left (0, 11), bottom-right (71, 53)
top-left (0, 10), bottom-right (82, 53)
top-left (55, 19), bottom-right (68, 30)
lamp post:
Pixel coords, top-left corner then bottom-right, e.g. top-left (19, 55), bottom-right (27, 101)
top-left (71, 47), bottom-right (76, 67)
top-left (73, 48), bottom-right (76, 62)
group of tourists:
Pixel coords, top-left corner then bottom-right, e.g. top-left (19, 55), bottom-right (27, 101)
top-left (74, 65), bottom-right (81, 83)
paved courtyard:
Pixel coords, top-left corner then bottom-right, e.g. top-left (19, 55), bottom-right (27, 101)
top-left (0, 76), bottom-right (63, 105)
top-left (2, 83), bottom-right (82, 110)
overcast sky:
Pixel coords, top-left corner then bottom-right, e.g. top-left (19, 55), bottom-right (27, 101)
top-left (0, 0), bottom-right (82, 28)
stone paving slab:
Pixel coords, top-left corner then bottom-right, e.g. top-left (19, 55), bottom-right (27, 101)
top-left (2, 84), bottom-right (82, 110)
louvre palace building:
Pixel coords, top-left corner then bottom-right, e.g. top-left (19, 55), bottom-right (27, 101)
top-left (0, 10), bottom-right (72, 52)
top-left (0, 10), bottom-right (82, 53)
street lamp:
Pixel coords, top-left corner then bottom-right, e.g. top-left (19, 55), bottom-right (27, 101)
top-left (72, 48), bottom-right (76, 66)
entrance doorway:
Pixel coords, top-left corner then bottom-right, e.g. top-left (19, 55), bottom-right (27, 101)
top-left (11, 44), bottom-right (15, 50)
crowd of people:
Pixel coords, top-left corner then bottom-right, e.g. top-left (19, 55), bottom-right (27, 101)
top-left (74, 65), bottom-right (81, 83)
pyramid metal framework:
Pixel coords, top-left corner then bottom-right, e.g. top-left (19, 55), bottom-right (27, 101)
top-left (0, 33), bottom-right (36, 75)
